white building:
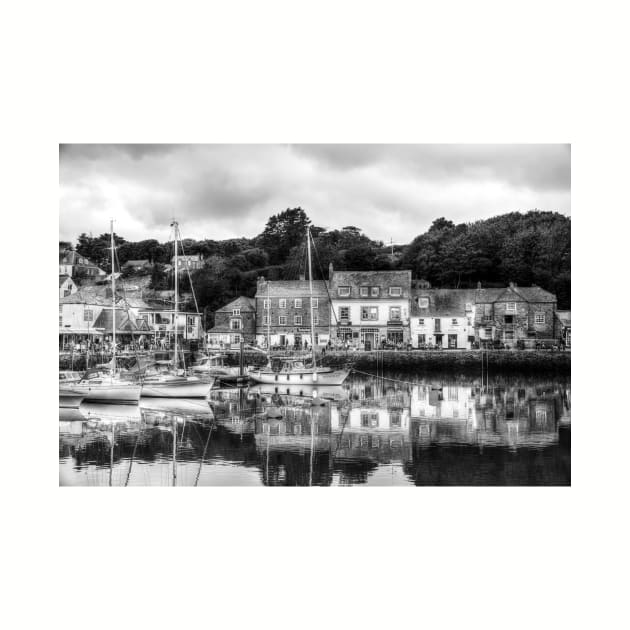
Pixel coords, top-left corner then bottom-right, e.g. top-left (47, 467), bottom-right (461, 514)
top-left (410, 289), bottom-right (476, 349)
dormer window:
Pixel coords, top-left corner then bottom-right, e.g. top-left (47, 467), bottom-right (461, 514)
top-left (418, 297), bottom-right (429, 308)
top-left (360, 287), bottom-right (369, 297)
top-left (338, 287), bottom-right (350, 297)
top-left (371, 287), bottom-right (379, 297)
top-left (389, 287), bottom-right (402, 297)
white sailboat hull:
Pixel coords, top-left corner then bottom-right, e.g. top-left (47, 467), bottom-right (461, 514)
top-left (248, 369), bottom-right (349, 386)
top-left (141, 376), bottom-right (214, 398)
top-left (69, 381), bottom-right (141, 405)
top-left (59, 387), bottom-right (85, 408)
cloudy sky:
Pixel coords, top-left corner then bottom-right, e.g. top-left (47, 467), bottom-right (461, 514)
top-left (59, 144), bottom-right (570, 245)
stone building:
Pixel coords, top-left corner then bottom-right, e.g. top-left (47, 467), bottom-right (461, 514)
top-left (329, 267), bottom-right (412, 349)
top-left (474, 283), bottom-right (557, 348)
top-left (255, 277), bottom-right (331, 348)
top-left (206, 296), bottom-right (256, 347)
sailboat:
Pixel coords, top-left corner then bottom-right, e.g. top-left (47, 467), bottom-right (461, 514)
top-left (60, 221), bottom-right (142, 405)
top-left (249, 226), bottom-right (350, 386)
top-left (140, 220), bottom-right (214, 398)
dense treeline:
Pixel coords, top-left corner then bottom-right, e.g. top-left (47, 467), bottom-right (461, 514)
top-left (68, 208), bottom-right (570, 325)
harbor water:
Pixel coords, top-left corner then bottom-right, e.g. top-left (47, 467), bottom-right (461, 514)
top-left (59, 371), bottom-right (571, 486)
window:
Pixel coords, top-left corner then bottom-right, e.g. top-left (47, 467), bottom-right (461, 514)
top-left (389, 287), bottom-right (401, 297)
top-left (230, 319), bottom-right (242, 330)
top-left (417, 334), bottom-right (426, 345)
top-left (263, 314), bottom-right (269, 325)
top-left (279, 299), bottom-right (286, 309)
top-left (535, 312), bottom-right (545, 324)
top-left (313, 314), bottom-right (319, 325)
top-left (451, 318), bottom-right (458, 325)
top-left (418, 318), bottom-right (425, 325)
top-left (389, 307), bottom-right (401, 321)
top-left (279, 315), bottom-right (287, 326)
top-left (311, 298), bottom-right (318, 309)
top-left (338, 286), bottom-right (350, 297)
top-left (485, 326), bottom-right (492, 338)
top-left (232, 308), bottom-right (241, 316)
top-left (263, 299), bottom-right (270, 309)
top-left (505, 330), bottom-right (514, 340)
top-left (465, 302), bottom-right (472, 312)
top-left (418, 297), bottom-right (429, 308)
top-left (63, 289), bottom-right (71, 297)
top-left (361, 306), bottom-right (378, 321)
top-left (360, 286), bottom-right (369, 297)
top-left (506, 302), bottom-right (516, 313)
top-left (187, 315), bottom-right (196, 326)
top-left (230, 334), bottom-right (241, 344)
top-left (294, 298), bottom-right (302, 309)
top-left (339, 306), bottom-right (350, 321)
top-left (371, 287), bottom-right (379, 297)
top-left (84, 309), bottom-right (93, 322)
top-left (294, 315), bottom-right (302, 325)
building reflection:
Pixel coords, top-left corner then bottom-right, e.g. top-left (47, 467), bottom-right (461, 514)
top-left (59, 377), bottom-right (571, 486)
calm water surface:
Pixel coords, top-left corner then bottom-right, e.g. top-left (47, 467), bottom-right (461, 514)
top-left (59, 372), bottom-right (571, 486)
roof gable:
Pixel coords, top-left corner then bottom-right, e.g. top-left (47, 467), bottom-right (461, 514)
top-left (217, 296), bottom-right (256, 312)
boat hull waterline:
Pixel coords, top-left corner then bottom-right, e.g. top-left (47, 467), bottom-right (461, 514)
top-left (141, 377), bottom-right (214, 398)
top-left (68, 381), bottom-right (142, 405)
top-left (59, 388), bottom-right (85, 408)
top-left (248, 369), bottom-right (350, 386)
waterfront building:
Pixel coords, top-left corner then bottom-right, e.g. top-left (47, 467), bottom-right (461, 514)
top-left (59, 249), bottom-right (106, 279)
top-left (555, 310), bottom-right (571, 348)
top-left (254, 276), bottom-right (331, 348)
top-left (206, 296), bottom-right (256, 347)
top-left (136, 306), bottom-right (203, 347)
top-left (59, 274), bottom-right (78, 298)
top-left (410, 288), bottom-right (476, 349)
top-left (329, 266), bottom-right (412, 349)
top-left (474, 282), bottom-right (557, 348)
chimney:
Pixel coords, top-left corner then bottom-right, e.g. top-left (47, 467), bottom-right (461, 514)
top-left (477, 281), bottom-right (482, 289)
top-left (328, 262), bottom-right (334, 279)
top-left (299, 273), bottom-right (305, 281)
top-left (509, 281), bottom-right (516, 289)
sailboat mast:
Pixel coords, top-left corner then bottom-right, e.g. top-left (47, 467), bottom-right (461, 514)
top-left (172, 221), bottom-right (179, 371)
top-left (110, 219), bottom-right (116, 374)
top-left (307, 226), bottom-right (317, 373)
top-left (266, 283), bottom-right (270, 350)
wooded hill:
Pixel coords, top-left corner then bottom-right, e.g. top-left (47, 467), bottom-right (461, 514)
top-left (66, 208), bottom-right (571, 324)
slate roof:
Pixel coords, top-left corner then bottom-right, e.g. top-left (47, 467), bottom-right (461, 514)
top-left (59, 286), bottom-right (118, 306)
top-left (476, 285), bottom-right (556, 303)
top-left (255, 280), bottom-right (329, 298)
top-left (92, 309), bottom-right (148, 332)
top-left (216, 296), bottom-right (256, 312)
top-left (330, 270), bottom-right (412, 299)
top-left (411, 289), bottom-right (477, 317)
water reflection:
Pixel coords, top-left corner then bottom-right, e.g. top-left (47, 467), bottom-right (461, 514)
top-left (59, 373), bottom-right (570, 486)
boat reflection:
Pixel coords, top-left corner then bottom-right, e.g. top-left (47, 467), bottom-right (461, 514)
top-left (59, 375), bottom-right (571, 486)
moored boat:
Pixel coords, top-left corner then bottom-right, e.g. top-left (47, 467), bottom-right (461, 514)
top-left (140, 373), bottom-right (214, 398)
top-left (59, 387), bottom-right (85, 408)
top-left (248, 356), bottom-right (349, 385)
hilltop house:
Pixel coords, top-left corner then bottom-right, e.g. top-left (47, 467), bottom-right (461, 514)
top-left (171, 253), bottom-right (203, 274)
top-left (474, 283), bottom-right (557, 348)
top-left (255, 277), bottom-right (331, 348)
top-left (59, 250), bottom-right (106, 279)
top-left (59, 274), bottom-right (78, 299)
top-left (207, 296), bottom-right (256, 347)
top-left (329, 266), bottom-right (412, 349)
top-left (410, 288), bottom-right (476, 349)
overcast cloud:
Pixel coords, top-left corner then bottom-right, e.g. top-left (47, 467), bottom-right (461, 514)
top-left (59, 144), bottom-right (570, 245)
